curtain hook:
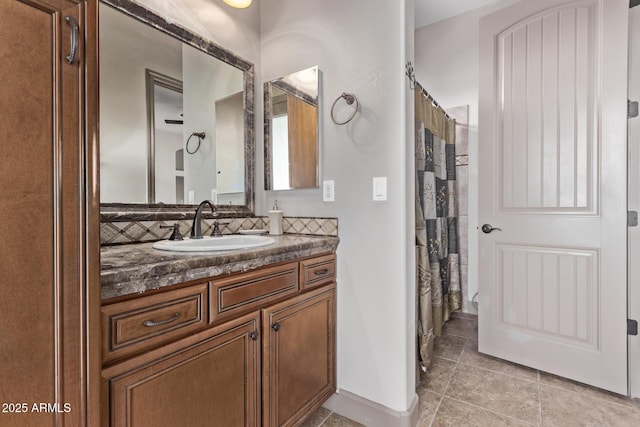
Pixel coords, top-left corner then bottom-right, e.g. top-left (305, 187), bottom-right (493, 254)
top-left (405, 61), bottom-right (416, 90)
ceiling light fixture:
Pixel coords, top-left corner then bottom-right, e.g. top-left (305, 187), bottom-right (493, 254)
top-left (222, 0), bottom-right (252, 8)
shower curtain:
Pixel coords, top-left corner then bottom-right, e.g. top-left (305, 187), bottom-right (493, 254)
top-left (415, 84), bottom-right (461, 368)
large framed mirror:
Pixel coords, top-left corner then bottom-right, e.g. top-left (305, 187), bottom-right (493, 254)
top-left (99, 0), bottom-right (255, 218)
top-left (264, 66), bottom-right (319, 191)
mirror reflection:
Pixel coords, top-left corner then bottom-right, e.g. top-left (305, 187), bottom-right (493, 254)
top-left (99, 3), bottom-right (247, 206)
top-left (264, 66), bottom-right (319, 191)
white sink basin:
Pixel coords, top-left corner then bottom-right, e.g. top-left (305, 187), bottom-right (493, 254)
top-left (152, 235), bottom-right (275, 252)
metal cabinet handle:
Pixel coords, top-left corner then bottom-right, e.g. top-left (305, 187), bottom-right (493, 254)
top-left (65, 16), bottom-right (78, 64)
top-left (272, 322), bottom-right (280, 332)
top-left (249, 331), bottom-right (259, 341)
top-left (314, 268), bottom-right (330, 276)
top-left (143, 312), bottom-right (181, 327)
top-left (481, 224), bottom-right (502, 234)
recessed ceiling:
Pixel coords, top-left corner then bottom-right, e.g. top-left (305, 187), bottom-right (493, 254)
top-left (415, 0), bottom-right (502, 29)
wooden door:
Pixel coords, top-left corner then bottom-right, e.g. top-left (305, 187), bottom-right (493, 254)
top-left (478, 0), bottom-right (629, 393)
top-left (106, 313), bottom-right (261, 427)
top-left (262, 285), bottom-right (336, 427)
top-left (286, 94), bottom-right (318, 189)
top-left (0, 0), bottom-right (99, 425)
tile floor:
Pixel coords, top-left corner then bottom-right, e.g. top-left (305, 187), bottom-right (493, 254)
top-left (304, 311), bottom-right (640, 426)
top-left (418, 312), bottom-right (640, 426)
top-left (301, 406), bottom-right (364, 427)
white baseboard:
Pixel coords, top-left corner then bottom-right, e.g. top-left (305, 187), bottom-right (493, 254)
top-left (322, 389), bottom-right (419, 427)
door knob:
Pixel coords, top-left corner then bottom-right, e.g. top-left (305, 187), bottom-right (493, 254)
top-left (481, 224), bottom-right (502, 234)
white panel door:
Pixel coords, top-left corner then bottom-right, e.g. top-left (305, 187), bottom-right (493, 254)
top-left (478, 0), bottom-right (629, 394)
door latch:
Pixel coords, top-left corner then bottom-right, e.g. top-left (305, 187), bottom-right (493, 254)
top-left (629, 211), bottom-right (638, 227)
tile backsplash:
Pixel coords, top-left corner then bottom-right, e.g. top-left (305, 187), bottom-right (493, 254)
top-left (100, 216), bottom-right (338, 245)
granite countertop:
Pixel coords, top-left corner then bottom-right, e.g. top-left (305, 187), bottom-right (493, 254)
top-left (101, 234), bottom-right (339, 300)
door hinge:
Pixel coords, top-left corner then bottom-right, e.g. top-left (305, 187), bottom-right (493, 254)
top-left (628, 319), bottom-right (638, 336)
top-left (628, 100), bottom-right (639, 119)
top-left (628, 211), bottom-right (638, 227)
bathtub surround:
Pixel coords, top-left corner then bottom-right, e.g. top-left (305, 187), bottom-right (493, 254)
top-left (447, 105), bottom-right (473, 314)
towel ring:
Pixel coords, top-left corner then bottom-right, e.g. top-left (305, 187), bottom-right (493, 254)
top-left (186, 131), bottom-right (206, 154)
top-left (331, 93), bottom-right (359, 125)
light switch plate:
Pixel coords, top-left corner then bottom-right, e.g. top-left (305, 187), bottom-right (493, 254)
top-left (323, 180), bottom-right (335, 202)
top-left (373, 177), bottom-right (387, 201)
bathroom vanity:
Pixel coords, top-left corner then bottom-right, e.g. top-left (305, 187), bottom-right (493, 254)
top-left (96, 0), bottom-right (336, 424)
top-left (100, 235), bottom-right (338, 426)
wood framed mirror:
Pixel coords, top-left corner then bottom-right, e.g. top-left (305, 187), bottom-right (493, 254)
top-left (99, 0), bottom-right (255, 219)
top-left (264, 66), bottom-right (319, 191)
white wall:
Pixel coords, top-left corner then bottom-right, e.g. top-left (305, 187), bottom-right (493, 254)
top-left (261, 0), bottom-right (416, 413)
top-left (404, 0), bottom-right (417, 396)
top-left (215, 91), bottom-right (245, 195)
top-left (414, 0), bottom-right (521, 309)
top-left (182, 45), bottom-right (243, 203)
top-left (99, 4), bottom-right (182, 203)
top-left (154, 129), bottom-right (183, 203)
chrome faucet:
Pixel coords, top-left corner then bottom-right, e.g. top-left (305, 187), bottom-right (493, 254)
top-left (191, 200), bottom-right (217, 239)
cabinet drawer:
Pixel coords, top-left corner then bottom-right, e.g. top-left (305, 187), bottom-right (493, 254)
top-left (300, 254), bottom-right (336, 291)
top-left (102, 283), bottom-right (208, 363)
top-left (210, 262), bottom-right (298, 323)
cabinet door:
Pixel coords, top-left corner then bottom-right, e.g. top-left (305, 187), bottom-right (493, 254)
top-left (262, 284), bottom-right (336, 427)
top-left (106, 312), bottom-right (261, 427)
top-left (0, 0), bottom-right (99, 425)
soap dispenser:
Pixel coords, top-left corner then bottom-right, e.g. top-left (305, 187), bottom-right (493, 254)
top-left (268, 200), bottom-right (283, 235)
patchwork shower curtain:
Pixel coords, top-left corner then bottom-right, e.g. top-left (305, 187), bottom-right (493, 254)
top-left (415, 84), bottom-right (461, 368)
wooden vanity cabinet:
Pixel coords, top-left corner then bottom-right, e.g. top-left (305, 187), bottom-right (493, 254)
top-left (103, 312), bottom-right (261, 427)
top-left (262, 284), bottom-right (336, 427)
top-left (102, 254), bottom-right (336, 427)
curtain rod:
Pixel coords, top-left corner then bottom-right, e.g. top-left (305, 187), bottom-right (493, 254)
top-left (405, 61), bottom-right (451, 120)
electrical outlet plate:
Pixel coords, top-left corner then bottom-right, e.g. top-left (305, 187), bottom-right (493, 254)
top-left (323, 180), bottom-right (335, 202)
